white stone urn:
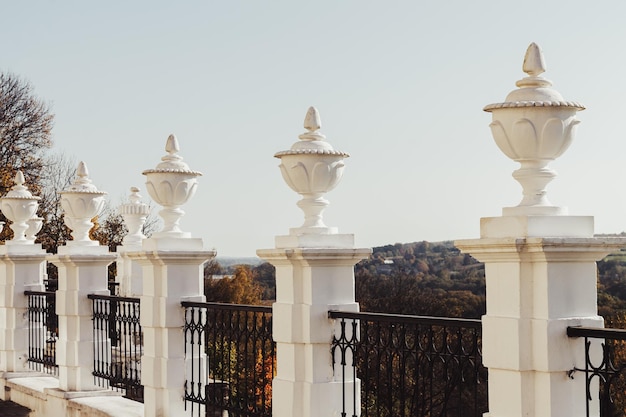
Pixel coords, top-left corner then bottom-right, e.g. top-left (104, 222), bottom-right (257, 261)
top-left (0, 171), bottom-right (40, 244)
top-left (119, 187), bottom-right (149, 245)
top-left (142, 134), bottom-right (202, 238)
top-left (275, 107), bottom-right (349, 234)
top-left (484, 43), bottom-right (585, 216)
top-left (25, 216), bottom-right (44, 243)
top-left (60, 161), bottom-right (107, 246)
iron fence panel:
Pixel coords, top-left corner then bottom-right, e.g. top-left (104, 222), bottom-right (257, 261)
top-left (329, 310), bottom-right (488, 417)
top-left (182, 301), bottom-right (275, 417)
top-left (89, 293), bottom-right (143, 402)
top-left (568, 326), bottom-right (626, 417)
top-left (24, 290), bottom-right (58, 375)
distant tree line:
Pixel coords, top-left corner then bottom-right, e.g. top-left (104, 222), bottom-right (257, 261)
top-left (354, 241), bottom-right (485, 318)
top-left (204, 241), bottom-right (626, 324)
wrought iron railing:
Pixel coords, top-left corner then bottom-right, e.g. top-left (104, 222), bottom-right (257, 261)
top-left (89, 293), bottom-right (143, 402)
top-left (182, 301), bottom-right (275, 417)
top-left (568, 326), bottom-right (626, 417)
top-left (24, 290), bottom-right (58, 375)
top-left (329, 310), bottom-right (488, 417)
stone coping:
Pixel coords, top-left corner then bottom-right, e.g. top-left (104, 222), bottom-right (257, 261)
top-left (3, 373), bottom-right (58, 400)
top-left (69, 396), bottom-right (143, 417)
top-left (1, 374), bottom-right (143, 417)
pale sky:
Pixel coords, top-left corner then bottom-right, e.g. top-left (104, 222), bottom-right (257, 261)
top-left (2, 1), bottom-right (626, 256)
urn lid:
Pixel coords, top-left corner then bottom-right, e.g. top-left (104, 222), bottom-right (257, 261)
top-left (142, 134), bottom-right (203, 176)
top-left (274, 107), bottom-right (350, 158)
top-left (3, 171), bottom-right (40, 200)
top-left (61, 161), bottom-right (107, 195)
top-left (484, 43), bottom-right (585, 112)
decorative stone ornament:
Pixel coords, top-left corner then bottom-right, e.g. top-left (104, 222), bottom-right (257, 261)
top-left (484, 43), bottom-right (585, 216)
top-left (275, 107), bottom-right (349, 235)
top-left (0, 171), bottom-right (40, 244)
top-left (60, 161), bottom-right (107, 245)
top-left (119, 187), bottom-right (149, 245)
top-left (25, 216), bottom-right (43, 243)
top-left (142, 134), bottom-right (202, 238)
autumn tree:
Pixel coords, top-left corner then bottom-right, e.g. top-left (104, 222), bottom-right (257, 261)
top-left (205, 265), bottom-right (263, 304)
top-left (90, 202), bottom-right (127, 251)
top-left (0, 72), bottom-right (54, 241)
top-left (204, 259), bottom-right (224, 279)
top-left (252, 262), bottom-right (276, 300)
top-left (0, 73), bottom-right (53, 191)
top-left (36, 151), bottom-right (75, 253)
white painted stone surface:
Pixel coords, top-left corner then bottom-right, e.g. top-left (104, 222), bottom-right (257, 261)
top-left (116, 246), bottom-right (143, 297)
top-left (116, 187), bottom-right (149, 296)
top-left (258, 247), bottom-right (370, 417)
top-left (25, 216), bottom-right (44, 244)
top-left (60, 162), bottom-right (107, 246)
top-left (142, 134), bottom-right (202, 239)
top-left (49, 253), bottom-right (116, 391)
top-left (128, 249), bottom-right (214, 417)
top-left (0, 250), bottom-right (46, 373)
top-left (1, 374), bottom-right (143, 417)
top-left (484, 43), bottom-right (585, 216)
top-left (457, 43), bottom-right (626, 417)
top-left (49, 162), bottom-right (115, 391)
top-left (261, 108), bottom-right (371, 417)
top-left (0, 173), bottom-right (47, 373)
top-left (457, 224), bottom-right (625, 417)
top-left (0, 171), bottom-right (41, 244)
top-left (274, 107), bottom-right (349, 236)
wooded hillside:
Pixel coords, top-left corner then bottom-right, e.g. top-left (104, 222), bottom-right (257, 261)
top-left (205, 240), bottom-right (626, 321)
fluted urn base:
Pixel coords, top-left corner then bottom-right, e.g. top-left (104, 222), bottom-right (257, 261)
top-left (502, 164), bottom-right (567, 216)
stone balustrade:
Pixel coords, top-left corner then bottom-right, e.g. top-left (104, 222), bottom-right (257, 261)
top-left (0, 43), bottom-right (623, 417)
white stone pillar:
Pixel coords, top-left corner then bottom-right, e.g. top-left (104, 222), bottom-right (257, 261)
top-left (50, 249), bottom-right (116, 391)
top-left (456, 44), bottom-right (626, 417)
top-left (116, 247), bottom-right (143, 296)
top-left (258, 107), bottom-right (371, 417)
top-left (50, 161), bottom-right (116, 391)
top-left (258, 244), bottom-right (370, 417)
top-left (129, 243), bottom-right (214, 417)
top-left (0, 246), bottom-right (47, 372)
top-left (0, 172), bottom-right (47, 372)
top-left (457, 219), bottom-right (624, 417)
top-left (132, 134), bottom-right (213, 417)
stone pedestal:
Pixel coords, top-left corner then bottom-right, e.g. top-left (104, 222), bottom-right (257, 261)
top-left (258, 234), bottom-right (370, 417)
top-left (0, 245), bottom-right (46, 372)
top-left (49, 246), bottom-right (116, 391)
top-left (116, 245), bottom-right (143, 297)
top-left (128, 238), bottom-right (214, 417)
top-left (456, 216), bottom-right (626, 417)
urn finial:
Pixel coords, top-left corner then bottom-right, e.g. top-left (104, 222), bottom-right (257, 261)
top-left (484, 43), bottom-right (585, 216)
top-left (165, 134), bottom-right (180, 154)
top-left (143, 135), bottom-right (202, 238)
top-left (522, 43), bottom-right (546, 77)
top-left (119, 186), bottom-right (149, 246)
top-left (1, 170), bottom-right (40, 244)
top-left (303, 106), bottom-right (322, 133)
top-left (275, 107), bottom-right (349, 235)
top-left (60, 162), bottom-right (107, 246)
